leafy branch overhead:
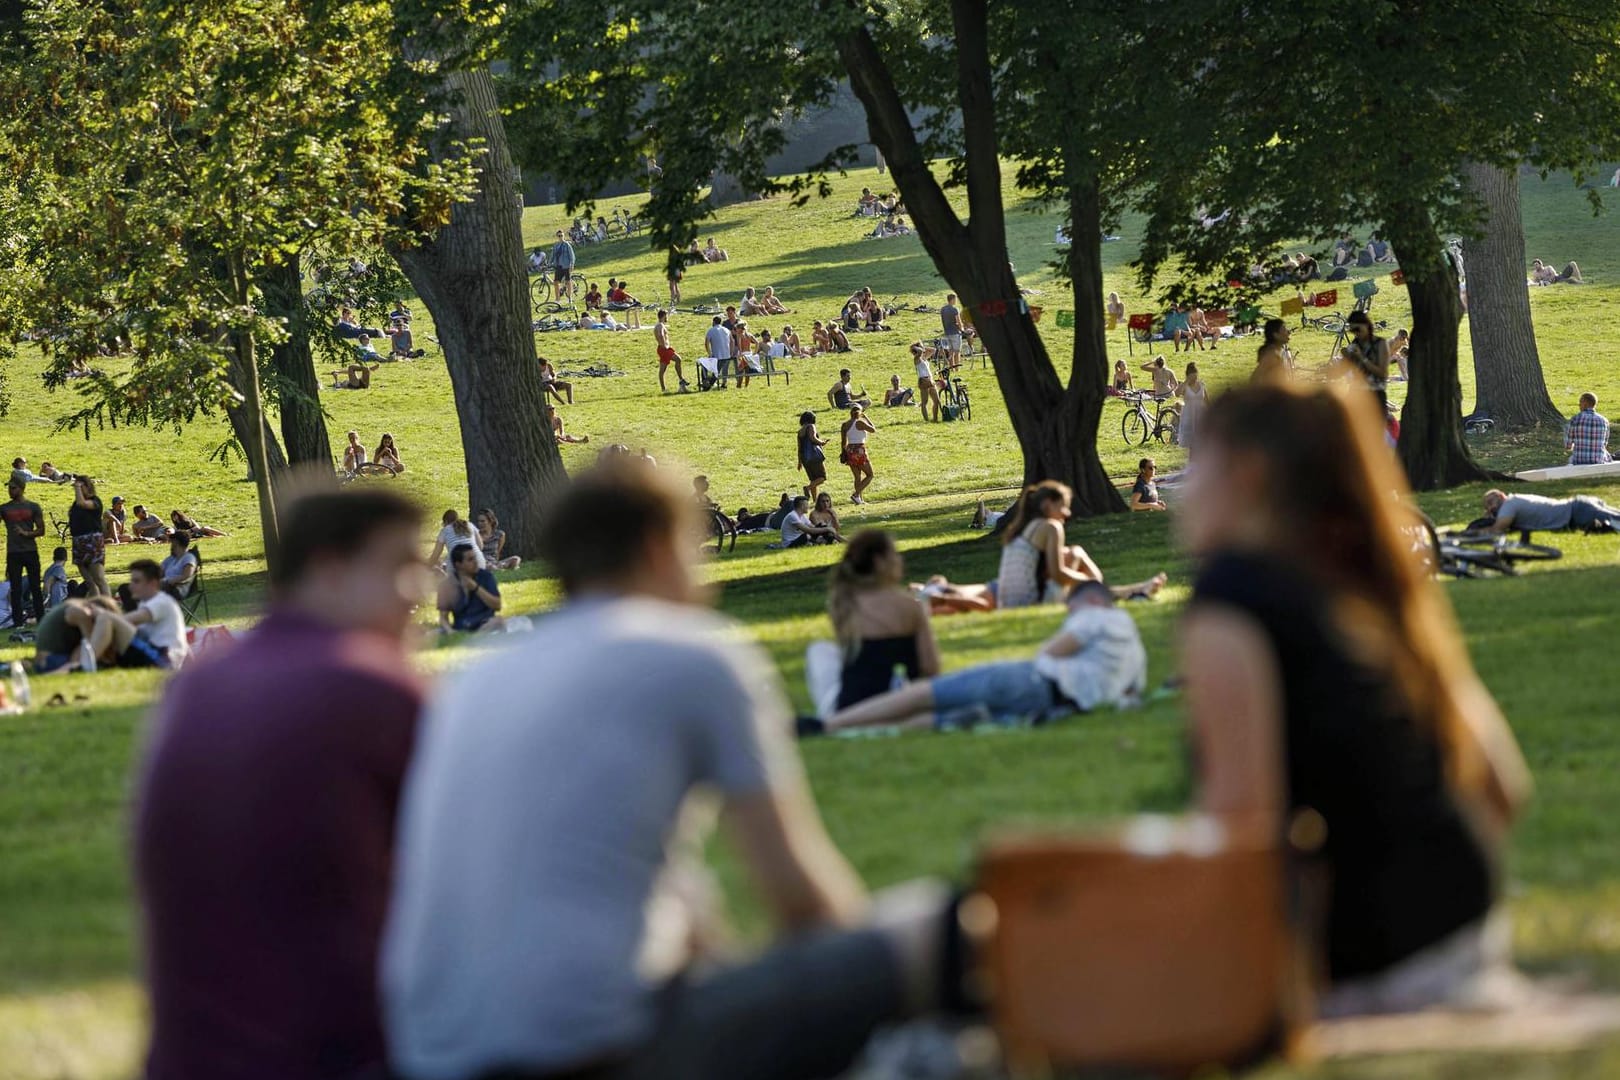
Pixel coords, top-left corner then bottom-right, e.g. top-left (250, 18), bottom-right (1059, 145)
top-left (0, 0), bottom-right (480, 437)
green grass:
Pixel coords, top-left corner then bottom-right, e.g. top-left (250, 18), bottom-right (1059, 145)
top-left (4, 165), bottom-right (1620, 1078)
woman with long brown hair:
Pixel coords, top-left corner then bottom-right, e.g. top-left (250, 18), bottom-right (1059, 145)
top-left (1178, 383), bottom-right (1531, 1015)
top-left (826, 530), bottom-right (939, 710)
top-left (993, 481), bottom-right (1165, 608)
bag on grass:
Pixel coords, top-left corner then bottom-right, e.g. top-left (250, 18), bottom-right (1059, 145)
top-left (941, 404), bottom-right (960, 422)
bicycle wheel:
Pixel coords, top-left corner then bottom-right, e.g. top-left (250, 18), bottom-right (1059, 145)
top-left (1153, 406), bottom-right (1179, 444)
top-left (353, 462), bottom-right (395, 479)
top-left (529, 276), bottom-right (552, 310)
top-left (1499, 542), bottom-right (1562, 564)
top-left (1318, 315), bottom-right (1346, 334)
top-left (1122, 408), bottom-right (1148, 445)
top-left (957, 386), bottom-right (970, 420)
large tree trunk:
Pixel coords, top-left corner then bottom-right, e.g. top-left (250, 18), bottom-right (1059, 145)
top-left (836, 5), bottom-right (1119, 513)
top-left (1061, 178), bottom-right (1127, 511)
top-left (394, 67), bottom-right (567, 553)
top-left (1396, 239), bottom-right (1490, 489)
top-left (1460, 162), bottom-right (1563, 430)
top-left (262, 253), bottom-right (334, 467)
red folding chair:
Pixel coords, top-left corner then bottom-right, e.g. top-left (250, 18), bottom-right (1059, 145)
top-left (1126, 313), bottom-right (1154, 355)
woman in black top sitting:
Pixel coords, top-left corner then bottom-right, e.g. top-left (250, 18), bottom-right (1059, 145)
top-left (827, 530), bottom-right (940, 710)
top-left (1178, 383), bottom-right (1531, 1016)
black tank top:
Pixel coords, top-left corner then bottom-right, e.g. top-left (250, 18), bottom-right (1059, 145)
top-left (837, 635), bottom-right (921, 711)
top-left (1192, 551), bottom-right (1494, 981)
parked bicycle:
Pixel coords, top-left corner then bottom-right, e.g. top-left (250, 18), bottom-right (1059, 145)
top-left (939, 375), bottom-right (971, 420)
top-left (529, 269), bottom-right (554, 310)
top-left (1119, 391), bottom-right (1179, 445)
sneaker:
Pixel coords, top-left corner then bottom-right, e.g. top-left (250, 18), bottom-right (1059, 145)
top-left (851, 494), bottom-right (864, 504)
top-left (78, 641), bottom-right (97, 673)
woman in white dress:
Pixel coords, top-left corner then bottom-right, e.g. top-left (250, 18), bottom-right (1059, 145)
top-left (1176, 361), bottom-right (1209, 452)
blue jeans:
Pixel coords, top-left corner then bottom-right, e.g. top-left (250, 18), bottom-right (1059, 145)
top-left (931, 661), bottom-right (1056, 726)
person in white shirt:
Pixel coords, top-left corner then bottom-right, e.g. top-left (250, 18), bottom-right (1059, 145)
top-left (80, 559), bottom-right (190, 671)
top-left (427, 509), bottom-right (487, 572)
top-left (911, 341), bottom-right (942, 422)
top-left (382, 461), bottom-right (964, 1080)
top-left (819, 581), bottom-right (1146, 732)
top-left (780, 495), bottom-right (842, 548)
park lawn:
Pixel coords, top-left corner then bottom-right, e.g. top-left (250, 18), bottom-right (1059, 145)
top-left (3, 164), bottom-right (1620, 1078)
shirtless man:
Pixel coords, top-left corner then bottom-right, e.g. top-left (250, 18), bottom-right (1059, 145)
top-left (653, 309), bottom-right (688, 394)
top-left (1141, 356), bottom-right (1178, 399)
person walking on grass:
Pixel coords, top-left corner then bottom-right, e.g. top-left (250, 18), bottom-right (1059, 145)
top-left (654, 309), bottom-right (689, 394)
top-left (841, 404), bottom-right (876, 504)
top-left (797, 410), bottom-right (829, 502)
top-left (381, 462), bottom-right (966, 1080)
top-left (68, 475), bottom-right (110, 598)
top-left (135, 489), bottom-right (427, 1080)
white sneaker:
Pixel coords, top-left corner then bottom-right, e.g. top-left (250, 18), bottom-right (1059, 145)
top-left (78, 641), bottom-right (97, 673)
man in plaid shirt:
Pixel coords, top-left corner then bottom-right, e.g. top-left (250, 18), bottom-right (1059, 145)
top-left (1566, 393), bottom-right (1613, 466)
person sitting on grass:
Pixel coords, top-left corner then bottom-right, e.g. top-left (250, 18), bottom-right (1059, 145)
top-left (102, 496), bottom-right (128, 545)
top-left (827, 369), bottom-right (872, 411)
top-left (551, 408), bottom-right (590, 444)
top-left (583, 281), bottom-right (604, 309)
top-left (759, 286), bottom-right (791, 315)
top-left (702, 236), bottom-right (728, 262)
top-left (169, 510), bottom-right (225, 538)
top-left (160, 533), bottom-right (198, 599)
top-left (862, 296), bottom-right (888, 331)
top-left (437, 544), bottom-right (505, 634)
top-left (1479, 488), bottom-right (1620, 534)
top-left (78, 559), bottom-right (189, 672)
top-left (780, 495), bottom-right (843, 548)
top-left (385, 317), bottom-right (425, 360)
top-left (1565, 392), bottom-right (1612, 466)
top-left (1142, 355), bottom-right (1178, 398)
top-left (1129, 457), bottom-right (1167, 511)
top-left (883, 374), bottom-right (915, 408)
top-left (429, 509), bottom-right (487, 573)
top-left (808, 493), bottom-right (844, 541)
top-left (475, 509), bottom-right (523, 571)
top-left (841, 300), bottom-right (863, 333)
top-left (780, 324), bottom-right (805, 357)
top-left (605, 280), bottom-right (643, 327)
top-left (1389, 328), bottom-right (1411, 381)
top-left (539, 358), bottom-right (573, 405)
top-left (130, 505), bottom-right (172, 544)
top-left (827, 319), bottom-right (852, 352)
top-left (354, 334), bottom-right (385, 364)
top-left (739, 287), bottom-right (766, 316)
top-left (813, 580), bottom-right (1146, 733)
top-left (826, 530), bottom-right (941, 710)
top-left (42, 545), bottom-right (70, 610)
top-left (374, 433), bottom-right (406, 475)
top-left (1109, 359), bottom-right (1135, 397)
top-left (994, 480), bottom-right (1168, 608)
top-left (343, 430), bottom-right (368, 474)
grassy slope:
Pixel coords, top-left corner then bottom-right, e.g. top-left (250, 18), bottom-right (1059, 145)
top-left (3, 166), bottom-right (1620, 1078)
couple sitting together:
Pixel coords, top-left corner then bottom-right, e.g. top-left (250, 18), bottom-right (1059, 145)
top-left (802, 529), bottom-right (1148, 734)
top-left (34, 561), bottom-right (190, 673)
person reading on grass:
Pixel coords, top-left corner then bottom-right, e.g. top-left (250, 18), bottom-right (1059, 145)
top-left (436, 543), bottom-right (504, 634)
top-left (77, 559), bottom-right (189, 672)
top-left (382, 461), bottom-right (966, 1080)
top-left (811, 580), bottom-right (1146, 734)
top-left (826, 529), bottom-right (941, 710)
top-left (373, 433), bottom-right (406, 475)
top-left (1181, 383), bottom-right (1531, 1015)
top-left (653, 309), bottom-right (689, 393)
top-left (994, 481), bottom-right (1168, 608)
top-left (135, 489), bottom-right (426, 1079)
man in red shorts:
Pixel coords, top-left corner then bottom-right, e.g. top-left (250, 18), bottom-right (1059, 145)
top-left (654, 308), bottom-right (689, 393)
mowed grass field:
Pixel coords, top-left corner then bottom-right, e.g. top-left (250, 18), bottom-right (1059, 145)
top-left (4, 164), bottom-right (1620, 1078)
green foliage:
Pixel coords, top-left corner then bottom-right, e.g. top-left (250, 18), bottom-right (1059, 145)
top-left (0, 0), bottom-right (478, 438)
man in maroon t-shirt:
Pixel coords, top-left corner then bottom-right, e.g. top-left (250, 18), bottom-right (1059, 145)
top-left (134, 489), bottom-right (427, 1080)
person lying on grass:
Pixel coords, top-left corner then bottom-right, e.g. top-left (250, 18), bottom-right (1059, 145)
top-left (808, 580), bottom-right (1145, 734)
top-left (1478, 488), bottom-right (1620, 534)
top-left (437, 543), bottom-right (504, 634)
top-left (170, 509), bottom-right (226, 537)
top-left (129, 504), bottom-right (172, 543)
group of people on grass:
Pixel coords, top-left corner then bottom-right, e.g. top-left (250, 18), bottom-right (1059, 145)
top-left (127, 383), bottom-right (1537, 1080)
top-left (342, 430), bottom-right (407, 476)
top-left (426, 507), bottom-right (526, 635)
top-left (3, 464), bottom-right (219, 636)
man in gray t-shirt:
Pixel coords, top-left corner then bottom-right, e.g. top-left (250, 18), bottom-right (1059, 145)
top-left (383, 464), bottom-right (955, 1080)
top-left (1482, 488), bottom-right (1620, 533)
top-left (939, 292), bottom-right (963, 368)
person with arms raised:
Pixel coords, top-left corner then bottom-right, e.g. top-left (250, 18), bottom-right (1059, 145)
top-left (134, 489), bottom-right (427, 1078)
